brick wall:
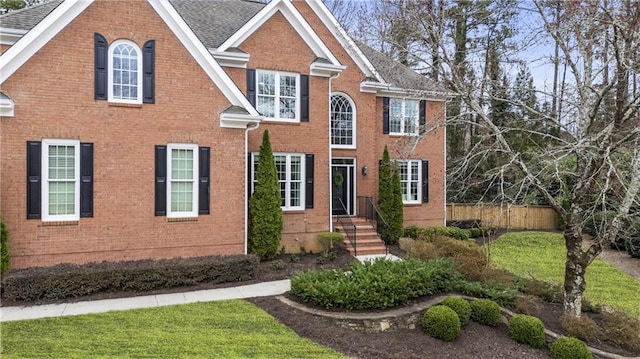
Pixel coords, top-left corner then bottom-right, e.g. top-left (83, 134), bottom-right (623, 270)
top-left (0, 1), bottom-right (248, 268)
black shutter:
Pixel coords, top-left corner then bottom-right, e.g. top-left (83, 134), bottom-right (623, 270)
top-left (305, 154), bottom-right (314, 209)
top-left (422, 160), bottom-right (429, 203)
top-left (300, 74), bottom-right (309, 122)
top-left (142, 40), bottom-right (155, 104)
top-left (94, 33), bottom-right (108, 100)
top-left (247, 152), bottom-right (253, 200)
top-left (383, 97), bottom-right (390, 134)
top-left (246, 69), bottom-right (256, 107)
top-left (155, 145), bottom-right (167, 216)
top-left (26, 141), bottom-right (42, 219)
top-left (80, 143), bottom-right (94, 218)
top-left (419, 100), bottom-right (426, 134)
top-left (198, 147), bottom-right (210, 215)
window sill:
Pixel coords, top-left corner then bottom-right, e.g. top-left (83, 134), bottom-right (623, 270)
top-left (41, 220), bottom-right (79, 227)
top-left (108, 102), bottom-right (143, 108)
top-left (388, 133), bottom-right (419, 137)
top-left (167, 217), bottom-right (198, 222)
top-left (262, 118), bottom-right (301, 124)
top-left (331, 145), bottom-right (356, 150)
top-left (282, 209), bottom-right (306, 214)
top-left (403, 202), bottom-right (422, 207)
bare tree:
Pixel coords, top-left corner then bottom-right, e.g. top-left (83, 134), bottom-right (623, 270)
top-left (337, 0), bottom-right (639, 317)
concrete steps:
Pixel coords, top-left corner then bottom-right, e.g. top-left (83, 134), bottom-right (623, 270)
top-left (334, 217), bottom-right (387, 256)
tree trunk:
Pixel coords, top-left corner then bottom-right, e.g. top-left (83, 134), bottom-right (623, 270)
top-left (563, 223), bottom-right (588, 317)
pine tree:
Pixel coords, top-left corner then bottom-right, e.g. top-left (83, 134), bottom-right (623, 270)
top-left (378, 146), bottom-right (404, 244)
top-left (248, 130), bottom-right (283, 261)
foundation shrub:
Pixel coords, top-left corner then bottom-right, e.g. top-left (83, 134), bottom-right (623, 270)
top-left (470, 298), bottom-right (502, 326)
top-left (290, 258), bottom-right (462, 310)
top-left (600, 309), bottom-right (640, 351)
top-left (441, 296), bottom-right (471, 326)
top-left (513, 295), bottom-right (543, 315)
top-left (550, 337), bottom-right (592, 359)
top-left (422, 305), bottom-right (461, 342)
top-left (403, 226), bottom-right (422, 239)
top-left (1, 255), bottom-right (259, 302)
top-left (317, 232), bottom-right (344, 251)
top-left (508, 314), bottom-right (545, 348)
top-left (560, 314), bottom-right (600, 342)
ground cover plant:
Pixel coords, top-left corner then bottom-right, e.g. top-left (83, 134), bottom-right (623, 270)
top-left (290, 258), bottom-right (461, 310)
top-left (0, 300), bottom-right (344, 359)
top-left (490, 232), bottom-right (640, 318)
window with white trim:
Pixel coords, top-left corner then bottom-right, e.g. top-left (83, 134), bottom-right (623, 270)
top-left (398, 160), bottom-right (421, 204)
top-left (389, 98), bottom-right (419, 135)
top-left (252, 153), bottom-right (305, 210)
top-left (167, 144), bottom-right (198, 218)
top-left (108, 39), bottom-right (142, 104)
top-left (331, 93), bottom-right (356, 147)
top-left (256, 70), bottom-right (299, 121)
top-left (42, 139), bottom-right (80, 221)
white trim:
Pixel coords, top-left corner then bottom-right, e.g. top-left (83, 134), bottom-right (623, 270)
top-left (0, 27), bottom-right (28, 45)
top-left (220, 111), bottom-right (261, 129)
top-left (306, 0), bottom-right (383, 83)
top-left (310, 60), bottom-right (345, 77)
top-left (0, 96), bottom-right (14, 117)
top-left (217, 0), bottom-right (342, 69)
top-left (148, 0), bottom-right (260, 117)
top-left (42, 139), bottom-right (80, 222)
top-left (108, 39), bottom-right (143, 104)
top-left (331, 157), bottom-right (357, 216)
top-left (256, 69), bottom-right (300, 122)
top-left (361, 80), bottom-right (452, 100)
top-left (167, 143), bottom-right (199, 219)
top-left (397, 159), bottom-right (422, 205)
top-left (209, 48), bottom-right (249, 68)
top-left (0, 0), bottom-right (94, 85)
top-left (330, 92), bottom-right (356, 149)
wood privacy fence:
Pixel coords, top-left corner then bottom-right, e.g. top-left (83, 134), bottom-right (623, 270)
top-left (446, 203), bottom-right (559, 230)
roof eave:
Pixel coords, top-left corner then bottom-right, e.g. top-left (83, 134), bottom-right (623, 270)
top-left (360, 80), bottom-right (454, 100)
top-left (0, 27), bottom-right (28, 45)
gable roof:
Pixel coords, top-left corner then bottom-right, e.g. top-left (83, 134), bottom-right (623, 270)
top-left (0, 0), bottom-right (261, 125)
top-left (0, 0), bottom-right (449, 97)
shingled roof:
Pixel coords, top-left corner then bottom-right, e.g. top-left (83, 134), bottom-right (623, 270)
top-left (1, 0), bottom-right (448, 95)
top-left (0, 0), bottom-right (63, 30)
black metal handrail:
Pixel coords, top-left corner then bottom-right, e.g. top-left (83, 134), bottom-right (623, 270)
top-left (357, 196), bottom-right (391, 247)
top-left (336, 197), bottom-right (357, 256)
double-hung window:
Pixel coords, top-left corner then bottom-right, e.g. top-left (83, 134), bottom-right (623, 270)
top-left (397, 159), bottom-right (421, 204)
top-left (389, 98), bottom-right (419, 135)
top-left (42, 139), bottom-right (80, 221)
top-left (167, 144), bottom-right (198, 218)
top-left (108, 40), bottom-right (143, 104)
top-left (256, 70), bottom-right (299, 121)
top-left (252, 153), bottom-right (305, 211)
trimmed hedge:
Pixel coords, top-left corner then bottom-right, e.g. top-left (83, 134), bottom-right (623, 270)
top-left (403, 225), bottom-right (471, 241)
top-left (508, 314), bottom-right (545, 348)
top-left (291, 258), bottom-right (462, 310)
top-left (470, 298), bottom-right (502, 326)
top-left (1, 254), bottom-right (259, 302)
top-left (422, 305), bottom-right (461, 341)
top-left (550, 337), bottom-right (592, 359)
top-left (441, 296), bottom-right (471, 326)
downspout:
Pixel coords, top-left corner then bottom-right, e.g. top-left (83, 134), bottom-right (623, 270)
top-left (328, 71), bottom-right (341, 232)
top-left (245, 121), bottom-right (260, 254)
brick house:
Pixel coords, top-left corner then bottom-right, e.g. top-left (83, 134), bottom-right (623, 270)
top-left (0, 0), bottom-right (448, 270)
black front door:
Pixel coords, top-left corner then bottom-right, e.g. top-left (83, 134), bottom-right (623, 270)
top-left (332, 164), bottom-right (353, 215)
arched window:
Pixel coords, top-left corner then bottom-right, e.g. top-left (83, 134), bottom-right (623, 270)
top-left (108, 40), bottom-right (142, 104)
top-left (331, 93), bottom-right (356, 148)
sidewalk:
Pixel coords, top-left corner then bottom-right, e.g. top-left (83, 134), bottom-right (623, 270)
top-left (0, 279), bottom-right (291, 322)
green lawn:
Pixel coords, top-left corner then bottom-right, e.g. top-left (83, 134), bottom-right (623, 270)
top-left (490, 231), bottom-right (640, 318)
top-left (1, 300), bottom-right (345, 359)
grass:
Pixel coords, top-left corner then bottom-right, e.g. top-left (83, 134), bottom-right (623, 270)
top-left (489, 231), bottom-right (640, 318)
top-left (0, 300), bottom-right (345, 359)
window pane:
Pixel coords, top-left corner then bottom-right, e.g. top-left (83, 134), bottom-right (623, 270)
top-left (331, 94), bottom-right (354, 146)
top-left (258, 73), bottom-right (275, 95)
top-left (279, 98), bottom-right (296, 119)
top-left (280, 75), bottom-right (296, 97)
top-left (48, 145), bottom-right (75, 180)
top-left (171, 149), bottom-right (193, 180)
top-left (48, 182), bottom-right (75, 215)
top-left (290, 181), bottom-right (300, 207)
top-left (389, 98), bottom-right (403, 133)
top-left (171, 182), bottom-right (193, 212)
top-left (257, 96), bottom-right (275, 118)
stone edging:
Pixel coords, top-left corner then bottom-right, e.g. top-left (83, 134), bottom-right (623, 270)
top-left (276, 295), bottom-right (639, 359)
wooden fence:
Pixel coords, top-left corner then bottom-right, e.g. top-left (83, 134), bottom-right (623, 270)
top-left (446, 203), bottom-right (559, 230)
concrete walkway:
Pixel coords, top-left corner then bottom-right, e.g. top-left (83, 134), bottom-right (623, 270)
top-left (0, 279), bottom-right (290, 322)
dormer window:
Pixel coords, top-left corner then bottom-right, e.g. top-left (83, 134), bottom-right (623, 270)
top-left (108, 40), bottom-right (142, 104)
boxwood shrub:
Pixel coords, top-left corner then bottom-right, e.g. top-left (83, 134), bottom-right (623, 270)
top-left (422, 305), bottom-right (461, 341)
top-left (508, 314), bottom-right (545, 348)
top-left (290, 258), bottom-right (462, 310)
top-left (441, 296), bottom-right (471, 326)
top-left (2, 254), bottom-right (259, 302)
top-left (550, 337), bottom-right (592, 359)
top-left (470, 298), bottom-right (502, 326)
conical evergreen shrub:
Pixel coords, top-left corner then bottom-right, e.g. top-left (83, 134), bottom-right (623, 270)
top-left (378, 146), bottom-right (404, 244)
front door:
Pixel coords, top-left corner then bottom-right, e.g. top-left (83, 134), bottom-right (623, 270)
top-left (332, 158), bottom-right (355, 216)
